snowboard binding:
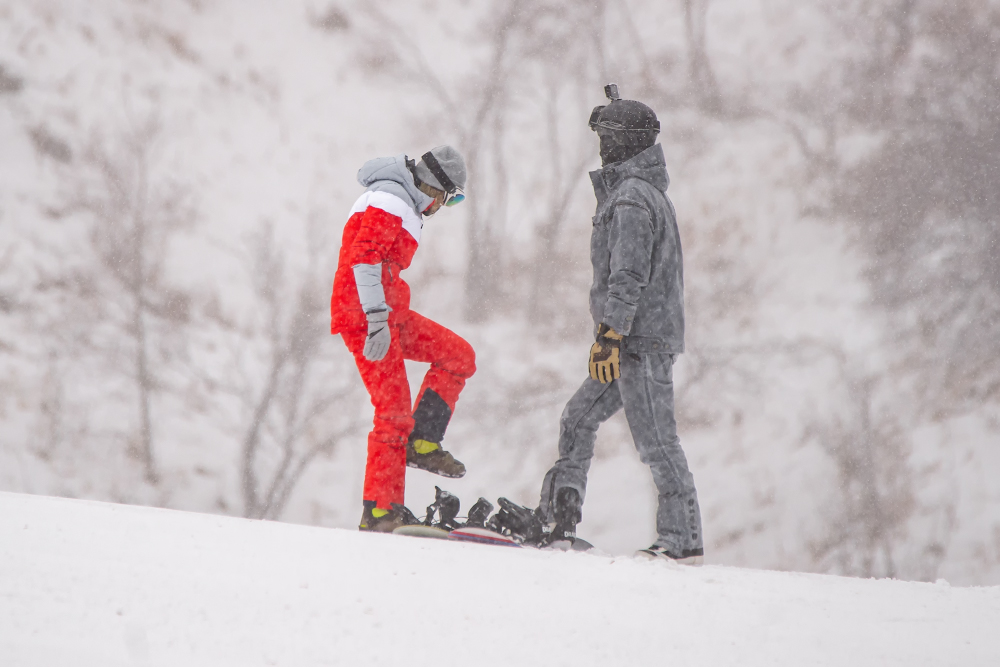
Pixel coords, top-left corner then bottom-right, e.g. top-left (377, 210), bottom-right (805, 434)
top-left (424, 486), bottom-right (462, 530)
top-left (420, 487), bottom-right (497, 531)
top-left (486, 497), bottom-right (546, 545)
top-left (465, 497), bottom-right (494, 529)
top-left (391, 488), bottom-right (593, 551)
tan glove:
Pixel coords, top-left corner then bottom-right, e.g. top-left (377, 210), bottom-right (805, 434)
top-left (589, 323), bottom-right (623, 383)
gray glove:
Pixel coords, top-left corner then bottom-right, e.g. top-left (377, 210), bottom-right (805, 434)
top-left (364, 309), bottom-right (391, 361)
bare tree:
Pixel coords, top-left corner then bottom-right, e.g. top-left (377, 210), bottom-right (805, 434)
top-left (0, 63), bottom-right (23, 95)
top-left (518, 6), bottom-right (604, 324)
top-left (683, 0), bottom-right (721, 111)
top-left (231, 221), bottom-right (363, 520)
top-left (64, 117), bottom-right (194, 483)
top-left (0, 243), bottom-right (17, 323)
top-left (353, 1), bottom-right (535, 321)
top-left (807, 368), bottom-right (915, 578)
top-left (833, 0), bottom-right (1000, 413)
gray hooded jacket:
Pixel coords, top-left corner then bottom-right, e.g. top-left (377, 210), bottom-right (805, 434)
top-left (349, 155), bottom-right (436, 314)
top-left (589, 143), bottom-right (684, 354)
top-left (356, 154), bottom-right (435, 217)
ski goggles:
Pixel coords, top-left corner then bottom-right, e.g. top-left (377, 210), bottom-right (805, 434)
top-left (421, 151), bottom-right (465, 206)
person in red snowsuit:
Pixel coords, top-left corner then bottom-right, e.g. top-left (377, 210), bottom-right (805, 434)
top-left (331, 147), bottom-right (474, 532)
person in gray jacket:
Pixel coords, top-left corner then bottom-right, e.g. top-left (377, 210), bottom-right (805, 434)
top-left (537, 85), bottom-right (703, 564)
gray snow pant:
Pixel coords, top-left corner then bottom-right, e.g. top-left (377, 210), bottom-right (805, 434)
top-left (538, 352), bottom-right (703, 555)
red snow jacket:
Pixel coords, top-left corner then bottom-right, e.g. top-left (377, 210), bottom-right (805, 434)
top-left (330, 190), bottom-right (426, 333)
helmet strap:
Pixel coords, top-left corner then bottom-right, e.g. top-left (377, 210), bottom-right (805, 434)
top-left (421, 151), bottom-right (457, 194)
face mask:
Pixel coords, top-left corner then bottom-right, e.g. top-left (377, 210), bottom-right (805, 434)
top-left (599, 131), bottom-right (632, 166)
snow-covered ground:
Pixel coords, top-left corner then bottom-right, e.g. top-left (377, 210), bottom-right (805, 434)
top-left (1, 491), bottom-right (997, 667)
top-left (2, 0), bottom-right (999, 587)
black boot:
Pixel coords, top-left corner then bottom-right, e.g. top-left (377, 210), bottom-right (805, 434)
top-left (406, 389), bottom-right (466, 478)
top-left (406, 440), bottom-right (466, 478)
top-left (359, 501), bottom-right (419, 533)
top-left (546, 487), bottom-right (583, 543)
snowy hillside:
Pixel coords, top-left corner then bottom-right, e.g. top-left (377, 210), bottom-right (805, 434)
top-left (1, 492), bottom-right (997, 667)
top-left (2, 0), bottom-right (999, 587)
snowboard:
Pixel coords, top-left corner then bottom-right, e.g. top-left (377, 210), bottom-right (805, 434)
top-left (392, 524), bottom-right (519, 547)
top-left (389, 488), bottom-right (594, 551)
top-left (448, 526), bottom-right (520, 547)
top-left (393, 525), bottom-right (451, 540)
top-left (393, 524), bottom-right (594, 552)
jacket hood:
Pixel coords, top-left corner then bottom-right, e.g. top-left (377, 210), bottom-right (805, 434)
top-left (590, 143), bottom-right (669, 202)
top-left (357, 154), bottom-right (435, 214)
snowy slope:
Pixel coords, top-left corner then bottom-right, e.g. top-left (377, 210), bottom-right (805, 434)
top-left (1, 492), bottom-right (997, 667)
top-left (2, 0), bottom-right (999, 586)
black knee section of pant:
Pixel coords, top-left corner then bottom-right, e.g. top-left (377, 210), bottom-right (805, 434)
top-left (409, 389), bottom-right (452, 444)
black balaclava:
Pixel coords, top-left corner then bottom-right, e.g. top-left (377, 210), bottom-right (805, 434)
top-left (589, 85), bottom-right (660, 166)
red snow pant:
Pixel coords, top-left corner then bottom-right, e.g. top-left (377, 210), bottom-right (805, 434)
top-left (341, 309), bottom-right (476, 510)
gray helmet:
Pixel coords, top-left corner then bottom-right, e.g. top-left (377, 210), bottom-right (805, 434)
top-left (413, 145), bottom-right (467, 194)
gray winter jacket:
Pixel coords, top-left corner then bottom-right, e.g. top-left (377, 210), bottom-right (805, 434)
top-left (589, 143), bottom-right (684, 354)
top-left (356, 154), bottom-right (435, 218)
